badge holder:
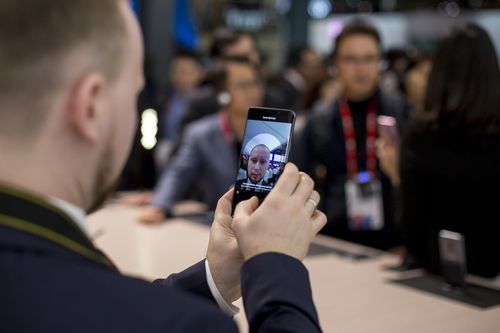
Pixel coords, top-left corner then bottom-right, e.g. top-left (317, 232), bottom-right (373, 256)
top-left (345, 171), bottom-right (384, 231)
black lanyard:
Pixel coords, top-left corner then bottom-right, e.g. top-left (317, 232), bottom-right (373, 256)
top-left (0, 183), bottom-right (115, 269)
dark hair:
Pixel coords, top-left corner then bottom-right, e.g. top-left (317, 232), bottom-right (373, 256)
top-left (209, 28), bottom-right (242, 59)
top-left (286, 45), bottom-right (313, 68)
top-left (172, 48), bottom-right (203, 66)
top-left (406, 49), bottom-right (433, 73)
top-left (420, 23), bottom-right (500, 135)
top-left (0, 0), bottom-right (126, 96)
top-left (208, 55), bottom-right (256, 91)
top-left (333, 20), bottom-right (381, 58)
top-left (0, 0), bottom-right (126, 135)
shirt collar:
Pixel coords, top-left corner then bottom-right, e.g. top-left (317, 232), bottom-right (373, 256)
top-left (247, 178), bottom-right (264, 186)
top-left (48, 197), bottom-right (87, 236)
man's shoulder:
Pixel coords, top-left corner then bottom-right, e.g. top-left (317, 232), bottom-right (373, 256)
top-left (183, 113), bottom-right (221, 139)
top-left (0, 253), bottom-right (236, 332)
top-left (310, 99), bottom-right (338, 120)
top-left (306, 99), bottom-right (338, 143)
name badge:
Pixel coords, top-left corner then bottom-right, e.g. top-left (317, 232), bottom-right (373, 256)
top-left (345, 172), bottom-right (384, 231)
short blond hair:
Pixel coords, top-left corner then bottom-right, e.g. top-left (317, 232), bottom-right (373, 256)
top-left (0, 0), bottom-right (127, 135)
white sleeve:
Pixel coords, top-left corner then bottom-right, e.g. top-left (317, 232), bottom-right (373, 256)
top-left (205, 260), bottom-right (239, 316)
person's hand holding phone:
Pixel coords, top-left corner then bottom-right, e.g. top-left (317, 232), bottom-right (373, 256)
top-left (206, 188), bottom-right (244, 304)
top-left (232, 163), bottom-right (327, 261)
top-left (206, 164), bottom-right (326, 306)
top-left (376, 138), bottom-right (400, 187)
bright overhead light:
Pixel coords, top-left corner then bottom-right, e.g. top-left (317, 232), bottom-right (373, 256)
top-left (275, 0), bottom-right (292, 15)
top-left (308, 0), bottom-right (332, 20)
top-left (140, 108), bottom-right (158, 150)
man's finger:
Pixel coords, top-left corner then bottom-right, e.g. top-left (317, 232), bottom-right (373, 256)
top-left (271, 163), bottom-right (301, 197)
top-left (214, 188), bottom-right (235, 220)
top-left (309, 210), bottom-right (327, 235)
top-left (233, 196), bottom-right (259, 220)
top-left (304, 190), bottom-right (320, 217)
top-left (293, 172), bottom-right (315, 203)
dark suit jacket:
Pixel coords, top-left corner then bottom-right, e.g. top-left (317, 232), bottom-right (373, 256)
top-left (300, 90), bottom-right (410, 250)
top-left (151, 113), bottom-right (238, 213)
top-left (0, 184), bottom-right (322, 332)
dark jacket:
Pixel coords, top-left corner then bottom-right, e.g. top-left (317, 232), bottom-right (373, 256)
top-left (400, 121), bottom-right (500, 278)
top-left (266, 76), bottom-right (301, 110)
top-left (300, 90), bottom-right (410, 250)
top-left (151, 113), bottom-right (238, 213)
top-left (0, 183), bottom-right (322, 332)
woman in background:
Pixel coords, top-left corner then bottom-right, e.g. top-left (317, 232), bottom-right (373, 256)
top-left (378, 23), bottom-right (500, 278)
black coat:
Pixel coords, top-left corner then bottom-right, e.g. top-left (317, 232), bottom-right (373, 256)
top-left (0, 184), bottom-right (322, 332)
top-left (400, 121), bottom-right (500, 278)
top-left (300, 90), bottom-right (410, 250)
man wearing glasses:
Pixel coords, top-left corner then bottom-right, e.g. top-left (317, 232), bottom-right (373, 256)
top-left (302, 21), bottom-right (410, 251)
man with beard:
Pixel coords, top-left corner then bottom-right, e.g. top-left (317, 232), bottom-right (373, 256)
top-left (0, 1), bottom-right (326, 332)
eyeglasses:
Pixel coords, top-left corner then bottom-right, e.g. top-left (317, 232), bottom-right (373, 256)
top-left (229, 79), bottom-right (263, 91)
top-left (339, 55), bottom-right (380, 66)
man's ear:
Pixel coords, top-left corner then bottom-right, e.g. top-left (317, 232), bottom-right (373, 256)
top-left (67, 73), bottom-right (105, 144)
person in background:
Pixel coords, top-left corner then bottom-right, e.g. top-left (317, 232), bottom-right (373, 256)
top-left (268, 46), bottom-right (322, 110)
top-left (210, 28), bottom-right (261, 67)
top-left (403, 52), bottom-right (432, 113)
top-left (302, 20), bottom-right (410, 250)
top-left (160, 49), bottom-right (205, 141)
top-left (302, 59), bottom-right (343, 112)
top-left (378, 23), bottom-right (500, 279)
top-left (179, 28), bottom-right (263, 130)
top-left (121, 30), bottom-right (264, 206)
top-left (379, 48), bottom-right (409, 94)
top-left (154, 49), bottom-right (204, 167)
top-left (137, 56), bottom-right (264, 224)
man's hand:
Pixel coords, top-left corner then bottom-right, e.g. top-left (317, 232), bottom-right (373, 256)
top-left (138, 206), bottom-right (167, 224)
top-left (117, 191), bottom-right (153, 206)
top-left (232, 163), bottom-right (327, 261)
top-left (206, 189), bottom-right (244, 304)
top-left (376, 138), bottom-right (400, 187)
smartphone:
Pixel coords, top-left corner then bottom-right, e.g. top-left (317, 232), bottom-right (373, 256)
top-left (232, 107), bottom-right (296, 212)
top-left (439, 230), bottom-right (467, 288)
top-left (377, 115), bottom-right (400, 146)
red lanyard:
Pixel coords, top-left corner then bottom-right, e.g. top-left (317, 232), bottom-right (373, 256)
top-left (218, 111), bottom-right (235, 146)
top-left (339, 98), bottom-right (378, 178)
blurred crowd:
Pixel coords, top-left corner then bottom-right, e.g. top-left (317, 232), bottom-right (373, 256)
top-left (120, 21), bottom-right (500, 280)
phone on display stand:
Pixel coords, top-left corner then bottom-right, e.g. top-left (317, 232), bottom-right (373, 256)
top-left (232, 107), bottom-right (296, 213)
top-left (439, 230), bottom-right (467, 288)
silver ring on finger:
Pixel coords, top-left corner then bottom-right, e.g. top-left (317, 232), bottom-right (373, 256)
top-left (307, 197), bottom-right (318, 210)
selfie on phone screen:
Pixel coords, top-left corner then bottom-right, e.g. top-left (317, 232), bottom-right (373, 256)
top-left (233, 107), bottom-right (295, 208)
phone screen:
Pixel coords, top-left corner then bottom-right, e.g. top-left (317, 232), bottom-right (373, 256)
top-left (232, 107), bottom-right (296, 210)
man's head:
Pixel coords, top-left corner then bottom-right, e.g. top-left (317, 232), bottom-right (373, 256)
top-left (0, 0), bottom-right (144, 213)
top-left (333, 21), bottom-right (381, 101)
top-left (210, 28), bottom-right (260, 66)
top-left (213, 56), bottom-right (263, 120)
top-left (169, 49), bottom-right (204, 95)
top-left (247, 144), bottom-right (271, 184)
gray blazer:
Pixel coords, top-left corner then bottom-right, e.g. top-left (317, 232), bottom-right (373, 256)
top-left (151, 114), bottom-right (238, 212)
